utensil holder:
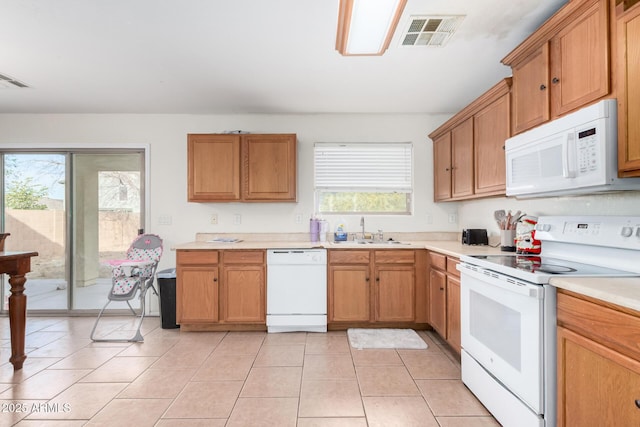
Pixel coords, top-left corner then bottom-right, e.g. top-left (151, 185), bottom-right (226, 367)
top-left (500, 229), bottom-right (516, 252)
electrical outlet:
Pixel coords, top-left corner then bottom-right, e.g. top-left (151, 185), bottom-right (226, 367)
top-left (448, 213), bottom-right (458, 224)
top-left (158, 215), bottom-right (172, 225)
top-left (210, 214), bottom-right (218, 225)
top-left (233, 213), bottom-right (242, 225)
top-left (295, 213), bottom-right (303, 224)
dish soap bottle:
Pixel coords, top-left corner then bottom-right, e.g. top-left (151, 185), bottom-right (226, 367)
top-left (334, 223), bottom-right (347, 242)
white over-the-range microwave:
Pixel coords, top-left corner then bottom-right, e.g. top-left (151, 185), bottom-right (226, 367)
top-left (505, 98), bottom-right (640, 198)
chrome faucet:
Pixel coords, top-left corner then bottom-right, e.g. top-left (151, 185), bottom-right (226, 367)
top-left (360, 216), bottom-right (365, 239)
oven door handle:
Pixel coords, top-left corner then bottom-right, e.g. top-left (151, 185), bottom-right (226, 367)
top-left (458, 263), bottom-right (543, 299)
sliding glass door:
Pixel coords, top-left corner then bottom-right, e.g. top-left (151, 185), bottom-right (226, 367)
top-left (3, 153), bottom-right (67, 310)
top-left (1, 150), bottom-right (145, 313)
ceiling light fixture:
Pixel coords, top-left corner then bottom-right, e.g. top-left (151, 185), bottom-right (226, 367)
top-left (336, 0), bottom-right (408, 56)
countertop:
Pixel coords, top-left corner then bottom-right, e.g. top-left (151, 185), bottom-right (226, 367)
top-left (173, 234), bottom-right (640, 314)
top-left (171, 238), bottom-right (505, 256)
top-left (550, 276), bottom-right (640, 313)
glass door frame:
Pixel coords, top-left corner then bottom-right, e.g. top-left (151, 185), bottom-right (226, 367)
top-left (0, 143), bottom-right (150, 315)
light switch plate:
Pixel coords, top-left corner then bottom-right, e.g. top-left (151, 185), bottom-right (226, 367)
top-left (234, 213), bottom-right (242, 225)
top-left (210, 214), bottom-right (218, 225)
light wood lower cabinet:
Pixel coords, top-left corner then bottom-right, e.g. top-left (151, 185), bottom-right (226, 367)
top-left (428, 267), bottom-right (447, 337)
top-left (557, 290), bottom-right (640, 426)
top-left (176, 250), bottom-right (219, 324)
top-left (177, 266), bottom-right (219, 323)
top-left (427, 251), bottom-right (461, 353)
top-left (376, 265), bottom-right (415, 322)
top-left (221, 251), bottom-right (265, 323)
top-left (329, 264), bottom-right (371, 322)
top-left (446, 274), bottom-right (461, 352)
top-left (176, 249), bottom-right (266, 330)
top-left (328, 249), bottom-right (426, 328)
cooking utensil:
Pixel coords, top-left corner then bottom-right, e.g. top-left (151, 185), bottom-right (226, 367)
top-left (510, 210), bottom-right (521, 228)
top-left (494, 210), bottom-right (506, 229)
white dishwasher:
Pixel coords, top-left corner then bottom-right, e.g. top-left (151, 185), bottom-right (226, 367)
top-left (266, 249), bottom-right (327, 333)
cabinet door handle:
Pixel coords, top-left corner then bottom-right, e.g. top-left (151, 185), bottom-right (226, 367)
top-left (365, 277), bottom-right (370, 282)
top-left (376, 277), bottom-right (380, 282)
top-left (213, 278), bottom-right (218, 282)
top-left (552, 77), bottom-right (560, 84)
top-left (635, 399), bottom-right (640, 409)
top-left (539, 84), bottom-right (547, 91)
top-left (445, 167), bottom-right (450, 171)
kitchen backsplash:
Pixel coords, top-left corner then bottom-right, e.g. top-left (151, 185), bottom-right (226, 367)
top-left (458, 191), bottom-right (640, 236)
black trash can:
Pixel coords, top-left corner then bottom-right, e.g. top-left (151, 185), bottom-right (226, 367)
top-left (157, 268), bottom-right (179, 329)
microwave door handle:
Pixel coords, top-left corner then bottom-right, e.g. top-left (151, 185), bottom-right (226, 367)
top-left (563, 133), bottom-right (577, 178)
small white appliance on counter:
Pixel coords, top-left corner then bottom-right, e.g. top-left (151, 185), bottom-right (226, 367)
top-left (266, 249), bottom-right (327, 333)
top-left (458, 216), bottom-right (640, 427)
top-left (505, 99), bottom-right (640, 198)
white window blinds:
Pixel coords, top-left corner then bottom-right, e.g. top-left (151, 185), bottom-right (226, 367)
top-left (314, 142), bottom-right (413, 191)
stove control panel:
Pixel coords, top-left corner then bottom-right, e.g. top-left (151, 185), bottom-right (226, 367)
top-left (535, 216), bottom-right (640, 250)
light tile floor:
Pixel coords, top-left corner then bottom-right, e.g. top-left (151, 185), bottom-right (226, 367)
top-left (0, 316), bottom-right (500, 426)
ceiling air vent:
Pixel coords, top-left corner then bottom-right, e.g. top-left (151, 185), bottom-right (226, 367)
top-left (401, 15), bottom-right (464, 47)
top-left (0, 73), bottom-right (29, 89)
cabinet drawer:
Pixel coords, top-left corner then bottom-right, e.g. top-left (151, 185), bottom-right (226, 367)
top-left (446, 257), bottom-right (460, 277)
top-left (329, 250), bottom-right (370, 264)
top-left (374, 250), bottom-right (415, 264)
top-left (429, 252), bottom-right (447, 270)
top-left (223, 250), bottom-right (264, 264)
top-left (557, 291), bottom-right (640, 362)
top-left (177, 250), bottom-right (219, 265)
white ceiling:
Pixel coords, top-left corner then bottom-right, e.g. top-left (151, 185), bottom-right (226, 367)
top-left (0, 0), bottom-right (567, 114)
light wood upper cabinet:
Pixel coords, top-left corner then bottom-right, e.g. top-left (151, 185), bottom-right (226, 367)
top-left (474, 86), bottom-right (510, 195)
top-left (617, 2), bottom-right (640, 176)
top-left (188, 133), bottom-right (297, 202)
top-left (504, 0), bottom-right (610, 134)
top-left (429, 78), bottom-right (511, 202)
top-left (242, 134), bottom-right (297, 201)
top-left (188, 134), bottom-right (241, 201)
top-left (451, 118), bottom-right (474, 199)
top-left (433, 132), bottom-right (452, 202)
top-left (511, 44), bottom-right (550, 134)
top-left (551, 0), bottom-right (610, 115)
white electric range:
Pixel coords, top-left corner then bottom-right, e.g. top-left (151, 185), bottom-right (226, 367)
top-left (458, 215), bottom-right (640, 427)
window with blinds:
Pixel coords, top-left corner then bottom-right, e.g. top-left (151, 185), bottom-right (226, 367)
top-left (314, 142), bottom-right (413, 214)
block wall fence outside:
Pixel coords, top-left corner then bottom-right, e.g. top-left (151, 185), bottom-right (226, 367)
top-left (4, 209), bottom-right (138, 258)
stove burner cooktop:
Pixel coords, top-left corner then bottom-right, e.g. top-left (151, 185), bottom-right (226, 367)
top-left (464, 254), bottom-right (638, 284)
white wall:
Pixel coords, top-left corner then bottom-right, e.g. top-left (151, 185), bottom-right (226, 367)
top-left (458, 191), bottom-right (640, 240)
top-left (0, 113), bottom-right (455, 270)
top-left (2, 113), bottom-right (639, 271)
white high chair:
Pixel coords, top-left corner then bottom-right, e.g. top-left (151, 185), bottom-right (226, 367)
top-left (90, 233), bottom-right (163, 342)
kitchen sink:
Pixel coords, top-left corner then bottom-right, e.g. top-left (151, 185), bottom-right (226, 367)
top-left (331, 240), bottom-right (410, 245)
